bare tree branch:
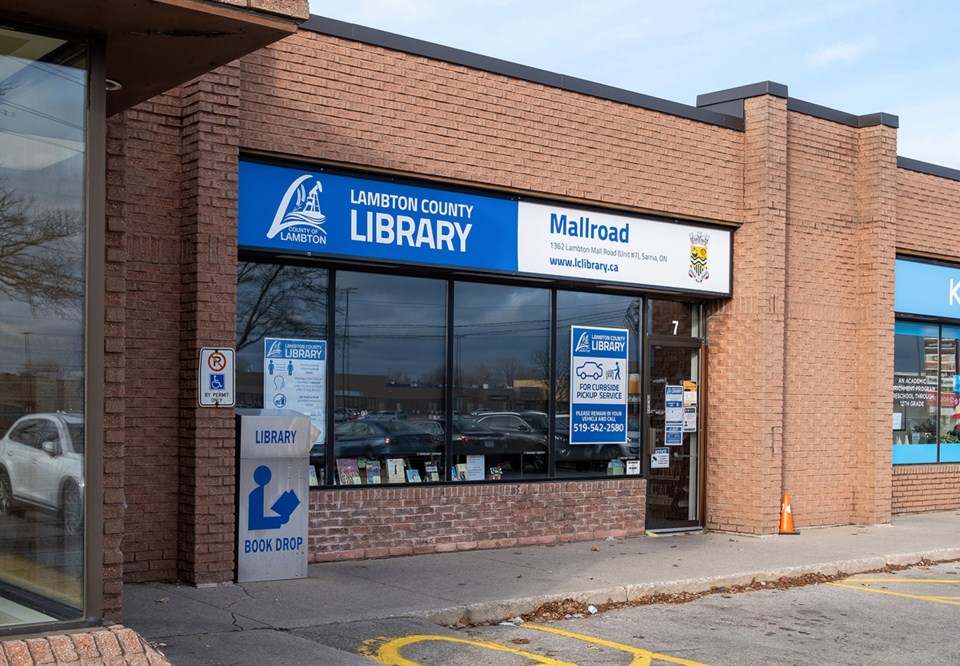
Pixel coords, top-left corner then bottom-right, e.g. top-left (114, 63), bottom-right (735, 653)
top-left (0, 186), bottom-right (83, 314)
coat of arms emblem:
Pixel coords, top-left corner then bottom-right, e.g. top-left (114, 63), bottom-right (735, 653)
top-left (688, 231), bottom-right (709, 283)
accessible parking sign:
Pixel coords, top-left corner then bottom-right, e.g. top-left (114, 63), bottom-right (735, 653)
top-left (570, 326), bottom-right (628, 444)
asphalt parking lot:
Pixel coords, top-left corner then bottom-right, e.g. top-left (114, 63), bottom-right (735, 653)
top-left (346, 560), bottom-right (960, 665)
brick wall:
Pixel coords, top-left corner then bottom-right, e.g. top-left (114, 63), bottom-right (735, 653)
top-left (704, 95), bottom-right (787, 534)
top-left (893, 166), bottom-right (960, 515)
top-left (176, 66), bottom-right (242, 585)
top-left (107, 22), bottom-right (960, 601)
top-left (308, 479), bottom-right (647, 561)
top-left (893, 465), bottom-right (960, 513)
top-left (897, 168), bottom-right (960, 254)
top-left (239, 31), bottom-right (744, 225)
top-left (107, 97), bottom-right (185, 587)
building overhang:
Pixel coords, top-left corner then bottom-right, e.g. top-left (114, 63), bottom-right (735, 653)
top-left (0, 0), bottom-right (307, 115)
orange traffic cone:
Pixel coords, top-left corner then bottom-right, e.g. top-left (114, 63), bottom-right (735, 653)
top-left (779, 493), bottom-right (799, 535)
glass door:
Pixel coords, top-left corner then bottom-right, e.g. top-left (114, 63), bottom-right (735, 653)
top-left (645, 344), bottom-right (701, 530)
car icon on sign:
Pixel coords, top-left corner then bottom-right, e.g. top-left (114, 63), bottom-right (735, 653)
top-left (576, 362), bottom-right (604, 380)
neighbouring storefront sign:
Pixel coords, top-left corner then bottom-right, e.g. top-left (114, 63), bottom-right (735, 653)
top-left (238, 160), bottom-right (732, 296)
top-left (263, 337), bottom-right (327, 445)
top-left (896, 258), bottom-right (960, 319)
top-left (569, 326), bottom-right (628, 445)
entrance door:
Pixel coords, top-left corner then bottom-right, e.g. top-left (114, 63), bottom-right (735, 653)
top-left (645, 345), bottom-right (700, 530)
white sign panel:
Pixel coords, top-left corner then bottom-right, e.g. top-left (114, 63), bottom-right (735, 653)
top-left (237, 412), bottom-right (312, 583)
top-left (665, 384), bottom-right (684, 445)
top-left (569, 326), bottom-right (629, 445)
top-left (198, 347), bottom-right (235, 407)
top-left (651, 447), bottom-right (670, 469)
top-left (517, 201), bottom-right (731, 295)
top-left (263, 338), bottom-right (327, 445)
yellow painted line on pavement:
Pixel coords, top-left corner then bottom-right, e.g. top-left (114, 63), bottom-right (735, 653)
top-left (827, 581), bottom-right (960, 606)
top-left (840, 578), bottom-right (960, 584)
top-left (358, 634), bottom-right (576, 666)
top-left (523, 623), bottom-right (711, 666)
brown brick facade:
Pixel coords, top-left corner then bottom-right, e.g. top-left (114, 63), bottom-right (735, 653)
top-left (893, 465), bottom-right (960, 513)
top-left (102, 23), bottom-right (960, 615)
top-left (309, 479), bottom-right (646, 561)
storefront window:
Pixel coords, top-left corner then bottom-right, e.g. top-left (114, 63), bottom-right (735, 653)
top-left (555, 291), bottom-right (641, 476)
top-left (0, 28), bottom-right (87, 628)
top-left (939, 326), bottom-right (960, 462)
top-left (453, 282), bottom-right (550, 480)
top-left (893, 322), bottom-right (943, 464)
top-left (649, 299), bottom-right (701, 337)
top-left (235, 259), bottom-right (712, 487)
top-left (236, 261), bottom-right (329, 478)
top-left (334, 272), bottom-right (446, 483)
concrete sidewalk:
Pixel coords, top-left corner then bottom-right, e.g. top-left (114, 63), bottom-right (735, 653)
top-left (114, 509), bottom-right (960, 665)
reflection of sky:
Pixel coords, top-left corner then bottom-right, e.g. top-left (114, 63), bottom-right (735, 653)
top-left (337, 272), bottom-right (446, 378)
top-left (237, 266), bottom-right (645, 382)
top-left (0, 44), bottom-right (85, 376)
top-left (0, 303), bottom-right (82, 373)
top-left (454, 283), bottom-right (549, 371)
top-left (1, 55), bottom-right (86, 141)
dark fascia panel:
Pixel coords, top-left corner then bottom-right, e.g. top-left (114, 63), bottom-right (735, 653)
top-left (302, 16), bottom-right (745, 131)
top-left (788, 98), bottom-right (899, 129)
top-left (898, 156), bottom-right (960, 182)
top-left (697, 81), bottom-right (899, 129)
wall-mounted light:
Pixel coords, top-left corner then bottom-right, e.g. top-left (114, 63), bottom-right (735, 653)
top-left (105, 78), bottom-right (122, 91)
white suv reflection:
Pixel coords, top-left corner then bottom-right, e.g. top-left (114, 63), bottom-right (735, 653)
top-left (0, 413), bottom-right (84, 535)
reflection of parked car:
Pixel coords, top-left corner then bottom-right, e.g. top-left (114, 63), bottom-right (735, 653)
top-left (412, 417), bottom-right (504, 454)
top-left (331, 418), bottom-right (435, 458)
top-left (365, 410), bottom-right (408, 420)
top-left (0, 413), bottom-right (84, 535)
top-left (473, 412), bottom-right (547, 454)
top-left (576, 361), bottom-right (604, 380)
top-left (333, 407), bottom-right (360, 422)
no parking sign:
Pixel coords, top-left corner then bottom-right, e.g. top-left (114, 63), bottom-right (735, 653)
top-left (199, 347), bottom-right (236, 407)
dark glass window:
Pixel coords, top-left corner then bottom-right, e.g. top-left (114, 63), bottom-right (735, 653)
top-left (649, 300), bottom-right (700, 337)
top-left (235, 262), bottom-right (329, 409)
top-left (893, 321), bottom-right (946, 464)
top-left (453, 282), bottom-right (550, 480)
top-left (0, 28), bottom-right (87, 627)
top-left (555, 291), bottom-right (642, 476)
top-left (334, 272), bottom-right (446, 484)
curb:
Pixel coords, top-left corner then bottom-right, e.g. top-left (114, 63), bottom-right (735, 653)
top-left (413, 548), bottom-right (960, 626)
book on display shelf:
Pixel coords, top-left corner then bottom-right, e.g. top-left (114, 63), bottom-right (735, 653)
top-left (386, 458), bottom-right (406, 483)
top-left (336, 458), bottom-right (362, 485)
top-left (366, 460), bottom-right (382, 484)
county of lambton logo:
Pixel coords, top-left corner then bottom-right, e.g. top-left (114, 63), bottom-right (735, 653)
top-left (266, 175), bottom-right (327, 245)
top-left (688, 231), bottom-right (709, 283)
top-left (574, 332), bottom-right (591, 354)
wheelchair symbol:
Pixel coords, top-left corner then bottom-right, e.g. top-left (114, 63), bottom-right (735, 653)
top-left (209, 374), bottom-right (225, 390)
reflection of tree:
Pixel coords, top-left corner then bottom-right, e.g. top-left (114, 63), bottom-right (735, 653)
top-left (532, 348), bottom-right (568, 402)
top-left (0, 186), bottom-right (82, 313)
top-left (236, 262), bottom-right (328, 352)
top-left (493, 357), bottom-right (524, 388)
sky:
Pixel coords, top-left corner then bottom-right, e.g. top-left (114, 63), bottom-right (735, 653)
top-left (306, 0), bottom-right (960, 170)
